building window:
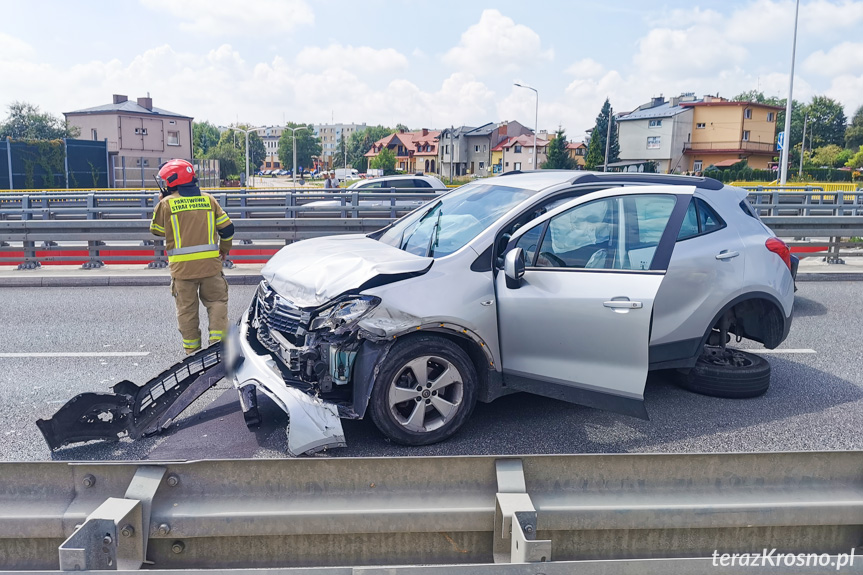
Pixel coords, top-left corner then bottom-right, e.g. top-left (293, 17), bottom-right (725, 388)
top-left (167, 131), bottom-right (180, 146)
top-left (742, 130), bottom-right (750, 142)
top-left (693, 160), bottom-right (703, 171)
top-left (475, 145), bottom-right (480, 152)
top-left (514, 162), bottom-right (522, 170)
top-left (514, 144), bottom-right (522, 153)
top-left (505, 162), bottom-right (509, 167)
top-left (445, 145), bottom-right (449, 154)
top-left (483, 144), bottom-right (487, 151)
top-left (744, 108), bottom-right (752, 119)
top-left (696, 123), bottom-right (706, 129)
top-left (134, 127), bottom-right (148, 135)
top-left (648, 119), bottom-right (662, 128)
top-left (767, 112), bottom-right (775, 122)
top-left (479, 162), bottom-right (485, 169)
top-left (266, 162), bottom-right (271, 168)
top-left (91, 129), bottom-right (98, 141)
top-left (647, 136), bottom-right (661, 149)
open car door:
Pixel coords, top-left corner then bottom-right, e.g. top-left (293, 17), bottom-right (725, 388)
top-left (494, 185), bottom-right (693, 418)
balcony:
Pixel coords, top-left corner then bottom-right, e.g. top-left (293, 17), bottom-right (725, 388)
top-left (684, 141), bottom-right (776, 154)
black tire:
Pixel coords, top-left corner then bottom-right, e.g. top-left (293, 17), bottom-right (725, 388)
top-left (369, 335), bottom-right (477, 446)
top-left (674, 347), bottom-right (771, 399)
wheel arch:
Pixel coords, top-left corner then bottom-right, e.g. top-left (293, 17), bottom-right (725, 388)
top-left (700, 291), bottom-right (790, 351)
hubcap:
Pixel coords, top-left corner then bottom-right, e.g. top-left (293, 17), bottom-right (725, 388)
top-left (387, 355), bottom-right (464, 433)
top-left (701, 346), bottom-right (755, 368)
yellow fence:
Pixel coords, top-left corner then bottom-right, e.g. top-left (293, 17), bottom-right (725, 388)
top-left (731, 181), bottom-right (860, 192)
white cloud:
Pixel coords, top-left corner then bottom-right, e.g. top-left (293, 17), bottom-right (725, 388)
top-left (634, 27), bottom-right (748, 80)
top-left (565, 58), bottom-right (605, 78)
top-left (824, 74), bottom-right (863, 117)
top-left (296, 44), bottom-right (408, 73)
top-left (803, 41), bottom-right (863, 76)
top-left (0, 32), bottom-right (35, 60)
top-left (443, 9), bottom-right (553, 74)
top-left (139, 0), bottom-right (314, 35)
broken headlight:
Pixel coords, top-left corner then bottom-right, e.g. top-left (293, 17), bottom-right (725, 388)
top-left (309, 296), bottom-right (381, 332)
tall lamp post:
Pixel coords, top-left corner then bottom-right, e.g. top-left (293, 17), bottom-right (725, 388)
top-left (779, 0), bottom-right (801, 185)
top-left (284, 126), bottom-right (309, 188)
top-left (514, 82), bottom-right (538, 170)
top-left (231, 125), bottom-right (266, 188)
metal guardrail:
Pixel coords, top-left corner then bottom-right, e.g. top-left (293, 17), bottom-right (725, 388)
top-left (734, 181), bottom-right (860, 192)
top-left (745, 188), bottom-right (863, 216)
top-left (0, 189), bottom-right (445, 221)
top-left (2, 452), bottom-right (863, 572)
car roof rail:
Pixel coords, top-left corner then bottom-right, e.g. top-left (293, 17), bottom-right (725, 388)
top-left (570, 172), bottom-right (724, 190)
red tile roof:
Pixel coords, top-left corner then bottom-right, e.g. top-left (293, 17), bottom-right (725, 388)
top-left (364, 130), bottom-right (441, 157)
top-left (491, 134), bottom-right (548, 152)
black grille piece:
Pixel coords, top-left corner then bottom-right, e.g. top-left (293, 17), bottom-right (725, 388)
top-left (255, 281), bottom-right (308, 347)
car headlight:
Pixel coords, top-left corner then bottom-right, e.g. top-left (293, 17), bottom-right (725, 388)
top-left (309, 296), bottom-right (381, 332)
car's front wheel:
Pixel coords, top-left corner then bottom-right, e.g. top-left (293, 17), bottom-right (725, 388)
top-left (369, 335), bottom-right (477, 446)
top-left (674, 346), bottom-right (771, 399)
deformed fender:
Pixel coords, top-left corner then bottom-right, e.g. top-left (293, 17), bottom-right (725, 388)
top-left (351, 338), bottom-right (394, 419)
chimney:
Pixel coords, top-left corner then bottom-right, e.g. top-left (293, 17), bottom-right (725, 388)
top-left (651, 95), bottom-right (665, 107)
top-left (112, 94), bottom-right (128, 104)
top-left (421, 128), bottom-right (429, 136)
top-left (137, 96), bottom-right (153, 110)
top-left (670, 96), bottom-right (680, 107)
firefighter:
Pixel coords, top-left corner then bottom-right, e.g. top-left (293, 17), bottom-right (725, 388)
top-left (150, 159), bottom-right (234, 354)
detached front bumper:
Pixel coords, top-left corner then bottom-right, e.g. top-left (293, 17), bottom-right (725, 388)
top-left (227, 311), bottom-right (346, 456)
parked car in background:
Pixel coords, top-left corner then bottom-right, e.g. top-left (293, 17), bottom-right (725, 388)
top-left (300, 174), bottom-right (449, 217)
top-left (347, 174), bottom-right (445, 191)
top-left (229, 171), bottom-right (796, 454)
top-left (335, 168), bottom-right (360, 183)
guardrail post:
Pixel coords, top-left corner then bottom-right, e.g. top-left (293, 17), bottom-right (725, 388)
top-left (824, 237), bottom-right (845, 265)
top-left (285, 192), bottom-right (295, 219)
top-left (340, 194), bottom-right (348, 219)
top-left (148, 239), bottom-right (168, 269)
top-left (492, 459), bottom-right (551, 564)
top-left (351, 191), bottom-right (359, 219)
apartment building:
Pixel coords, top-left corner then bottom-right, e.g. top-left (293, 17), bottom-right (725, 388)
top-left (617, 94), bottom-right (698, 173)
top-left (314, 123), bottom-right (367, 169)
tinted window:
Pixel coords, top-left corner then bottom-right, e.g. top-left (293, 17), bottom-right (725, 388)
top-left (678, 199), bottom-right (699, 240)
top-left (697, 198), bottom-right (724, 233)
top-left (412, 179), bottom-right (432, 189)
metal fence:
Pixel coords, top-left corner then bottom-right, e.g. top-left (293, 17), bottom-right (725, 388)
top-left (1, 138), bottom-right (110, 190)
top-left (2, 452), bottom-right (863, 572)
top-left (110, 157), bottom-right (221, 189)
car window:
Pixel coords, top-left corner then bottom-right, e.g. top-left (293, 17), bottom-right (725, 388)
top-left (677, 199), bottom-right (699, 240)
top-left (358, 181), bottom-right (385, 189)
top-left (389, 179), bottom-right (413, 189)
top-left (514, 223), bottom-right (544, 266)
top-left (534, 194), bottom-right (675, 270)
top-left (676, 197), bottom-right (726, 241)
top-left (413, 179), bottom-right (432, 189)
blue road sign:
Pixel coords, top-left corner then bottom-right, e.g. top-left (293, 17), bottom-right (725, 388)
top-left (777, 131), bottom-right (785, 150)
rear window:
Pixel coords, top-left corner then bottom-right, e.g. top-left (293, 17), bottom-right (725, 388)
top-left (677, 198), bottom-right (726, 241)
top-left (739, 198), bottom-right (759, 219)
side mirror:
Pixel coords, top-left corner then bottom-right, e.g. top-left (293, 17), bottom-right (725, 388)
top-left (504, 248), bottom-right (525, 289)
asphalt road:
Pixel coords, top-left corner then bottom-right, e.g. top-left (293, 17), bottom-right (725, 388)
top-left (1, 281), bottom-right (861, 461)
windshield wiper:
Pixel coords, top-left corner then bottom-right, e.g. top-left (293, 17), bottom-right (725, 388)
top-left (399, 199), bottom-right (442, 251)
top-left (425, 209), bottom-right (443, 257)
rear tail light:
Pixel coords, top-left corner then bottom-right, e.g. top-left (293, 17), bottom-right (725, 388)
top-left (765, 237), bottom-right (791, 270)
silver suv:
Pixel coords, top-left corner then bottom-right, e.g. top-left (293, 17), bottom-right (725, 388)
top-left (228, 172), bottom-right (795, 454)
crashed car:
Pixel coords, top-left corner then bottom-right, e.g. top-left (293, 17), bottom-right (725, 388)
top-left (227, 171), bottom-right (795, 454)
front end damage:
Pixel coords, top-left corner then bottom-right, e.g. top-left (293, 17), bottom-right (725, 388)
top-left (227, 280), bottom-right (398, 455)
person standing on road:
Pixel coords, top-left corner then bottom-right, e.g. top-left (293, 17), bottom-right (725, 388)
top-left (150, 159), bottom-right (234, 355)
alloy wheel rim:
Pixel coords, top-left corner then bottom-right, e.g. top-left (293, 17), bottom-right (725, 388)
top-left (387, 355), bottom-right (464, 433)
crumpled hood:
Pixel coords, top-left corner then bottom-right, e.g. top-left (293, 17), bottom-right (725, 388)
top-left (261, 234), bottom-right (433, 308)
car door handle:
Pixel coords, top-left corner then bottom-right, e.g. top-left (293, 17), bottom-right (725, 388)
top-left (603, 300), bottom-right (643, 309)
top-left (715, 250), bottom-right (740, 260)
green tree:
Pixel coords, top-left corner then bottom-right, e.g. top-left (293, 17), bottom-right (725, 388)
top-left (248, 131), bottom-right (266, 171)
top-left (584, 99), bottom-right (619, 170)
top-left (809, 144), bottom-right (853, 168)
top-left (845, 105), bottom-right (863, 150)
top-left (0, 101), bottom-right (79, 140)
top-left (345, 125), bottom-right (394, 171)
top-left (192, 121), bottom-right (220, 158)
top-left (845, 145), bottom-right (863, 169)
top-left (278, 123), bottom-right (321, 173)
top-left (395, 123), bottom-right (409, 132)
top-left (205, 141), bottom-right (242, 180)
top-left (541, 128), bottom-right (576, 169)
top-left (732, 90), bottom-right (774, 104)
top-left (370, 147), bottom-right (396, 173)
top-left (806, 95), bottom-right (847, 148)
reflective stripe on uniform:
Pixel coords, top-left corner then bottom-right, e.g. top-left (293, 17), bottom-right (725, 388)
top-left (171, 214), bottom-right (181, 248)
top-left (208, 211), bottom-right (215, 244)
top-left (183, 338), bottom-right (201, 349)
top-left (167, 244), bottom-right (219, 256)
top-left (208, 330), bottom-right (224, 341)
top-left (215, 213), bottom-right (230, 225)
top-left (220, 234), bottom-right (234, 241)
top-left (150, 222), bottom-right (164, 233)
top-left (169, 250), bottom-right (221, 263)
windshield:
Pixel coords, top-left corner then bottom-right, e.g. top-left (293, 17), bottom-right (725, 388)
top-left (375, 183), bottom-right (534, 257)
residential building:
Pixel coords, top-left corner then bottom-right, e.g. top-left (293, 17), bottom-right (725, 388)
top-left (681, 96), bottom-right (781, 171)
top-left (438, 126), bottom-right (475, 178)
top-left (616, 94), bottom-right (699, 173)
top-left (64, 94), bottom-right (192, 186)
top-left (314, 123), bottom-right (367, 169)
top-left (364, 129), bottom-right (440, 174)
top-left (566, 142), bottom-right (587, 168)
top-left (491, 134), bottom-right (549, 174)
top-left (259, 126), bottom-right (284, 170)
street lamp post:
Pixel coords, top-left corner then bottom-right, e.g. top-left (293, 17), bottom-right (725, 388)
top-left (514, 83), bottom-right (538, 170)
top-left (231, 126), bottom-right (266, 188)
top-left (780, 0), bottom-right (801, 185)
top-left (284, 126), bottom-right (309, 188)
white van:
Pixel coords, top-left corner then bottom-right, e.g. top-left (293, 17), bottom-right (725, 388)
top-left (335, 168), bottom-right (359, 183)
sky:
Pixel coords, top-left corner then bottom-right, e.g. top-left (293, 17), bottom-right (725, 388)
top-left (1, 0), bottom-right (862, 140)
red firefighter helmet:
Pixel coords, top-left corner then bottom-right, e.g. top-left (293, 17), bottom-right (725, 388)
top-left (157, 159), bottom-right (196, 189)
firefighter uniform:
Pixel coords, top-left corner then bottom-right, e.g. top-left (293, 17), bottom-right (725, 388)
top-left (150, 186), bottom-right (234, 354)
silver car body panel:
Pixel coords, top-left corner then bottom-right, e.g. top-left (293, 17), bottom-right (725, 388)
top-left (261, 235), bottom-right (432, 308)
top-left (230, 310), bottom-right (347, 456)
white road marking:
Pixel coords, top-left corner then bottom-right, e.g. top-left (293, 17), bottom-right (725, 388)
top-left (751, 349), bottom-right (816, 354)
top-left (0, 352), bottom-right (150, 358)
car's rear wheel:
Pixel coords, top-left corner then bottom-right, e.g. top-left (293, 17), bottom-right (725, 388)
top-left (674, 346), bottom-right (771, 399)
top-left (369, 335), bottom-right (477, 446)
